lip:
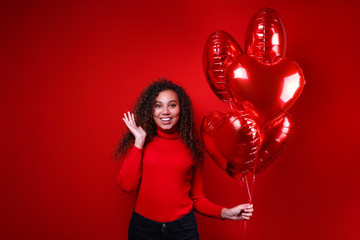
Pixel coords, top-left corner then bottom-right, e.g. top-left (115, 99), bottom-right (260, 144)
top-left (160, 117), bottom-right (172, 124)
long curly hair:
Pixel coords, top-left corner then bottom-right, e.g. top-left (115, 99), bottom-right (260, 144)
top-left (112, 78), bottom-right (204, 165)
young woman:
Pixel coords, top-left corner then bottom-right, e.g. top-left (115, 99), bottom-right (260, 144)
top-left (113, 79), bottom-right (253, 240)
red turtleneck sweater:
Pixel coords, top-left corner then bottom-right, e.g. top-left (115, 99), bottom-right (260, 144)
top-left (117, 129), bottom-right (224, 222)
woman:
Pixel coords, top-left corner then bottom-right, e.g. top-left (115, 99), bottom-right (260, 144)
top-left (113, 79), bottom-right (253, 240)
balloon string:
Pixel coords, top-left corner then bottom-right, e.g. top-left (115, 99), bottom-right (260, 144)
top-left (245, 176), bottom-right (251, 202)
top-left (239, 178), bottom-right (249, 202)
top-left (250, 173), bottom-right (256, 204)
top-left (240, 172), bottom-right (256, 240)
top-left (239, 179), bottom-right (247, 240)
top-left (248, 163), bottom-right (256, 204)
top-left (241, 220), bottom-right (246, 240)
top-left (239, 176), bottom-right (250, 240)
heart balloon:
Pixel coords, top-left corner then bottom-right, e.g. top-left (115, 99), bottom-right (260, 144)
top-left (245, 8), bottom-right (287, 65)
top-left (202, 8), bottom-right (305, 178)
top-left (203, 30), bottom-right (243, 103)
top-left (203, 8), bottom-right (305, 127)
top-left (227, 55), bottom-right (304, 127)
top-left (255, 112), bottom-right (294, 174)
top-left (201, 110), bottom-right (261, 179)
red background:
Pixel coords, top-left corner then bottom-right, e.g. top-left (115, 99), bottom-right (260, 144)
top-left (1, 0), bottom-right (359, 239)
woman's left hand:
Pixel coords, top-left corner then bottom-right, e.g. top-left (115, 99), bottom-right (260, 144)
top-left (221, 203), bottom-right (254, 220)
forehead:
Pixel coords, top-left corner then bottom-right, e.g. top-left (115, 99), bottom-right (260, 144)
top-left (155, 90), bottom-right (178, 102)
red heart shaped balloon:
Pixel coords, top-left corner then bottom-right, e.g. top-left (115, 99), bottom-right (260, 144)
top-left (201, 110), bottom-right (261, 179)
top-left (202, 8), bottom-right (305, 178)
top-left (255, 112), bottom-right (294, 174)
top-left (203, 30), bottom-right (243, 102)
top-left (245, 8), bottom-right (287, 65)
top-left (227, 55), bottom-right (304, 126)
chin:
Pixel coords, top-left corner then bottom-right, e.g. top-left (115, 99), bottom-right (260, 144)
top-left (159, 126), bottom-right (176, 132)
top-left (156, 122), bottom-right (178, 132)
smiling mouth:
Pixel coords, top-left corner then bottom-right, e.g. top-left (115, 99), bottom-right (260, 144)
top-left (160, 117), bottom-right (172, 123)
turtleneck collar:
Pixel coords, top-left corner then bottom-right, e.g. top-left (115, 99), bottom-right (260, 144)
top-left (156, 127), bottom-right (180, 140)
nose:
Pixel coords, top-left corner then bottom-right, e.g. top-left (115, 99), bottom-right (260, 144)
top-left (162, 106), bottom-right (170, 115)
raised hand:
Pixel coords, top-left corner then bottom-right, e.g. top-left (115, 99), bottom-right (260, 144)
top-left (221, 203), bottom-right (254, 221)
top-left (122, 111), bottom-right (146, 149)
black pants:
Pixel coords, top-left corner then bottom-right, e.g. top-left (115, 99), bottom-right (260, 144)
top-left (128, 210), bottom-right (199, 240)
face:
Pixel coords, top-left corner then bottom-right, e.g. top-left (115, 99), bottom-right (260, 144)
top-left (153, 90), bottom-right (180, 131)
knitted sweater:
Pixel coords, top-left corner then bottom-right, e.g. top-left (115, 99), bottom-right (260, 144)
top-left (117, 128), bottom-right (224, 222)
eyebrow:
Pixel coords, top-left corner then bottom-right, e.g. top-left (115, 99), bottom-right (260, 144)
top-left (155, 100), bottom-right (178, 103)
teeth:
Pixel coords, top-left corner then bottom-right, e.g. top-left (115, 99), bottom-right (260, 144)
top-left (161, 118), bottom-right (171, 121)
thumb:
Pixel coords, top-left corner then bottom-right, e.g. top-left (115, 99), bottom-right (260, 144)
top-left (138, 126), bottom-right (146, 133)
top-left (238, 203), bottom-right (252, 210)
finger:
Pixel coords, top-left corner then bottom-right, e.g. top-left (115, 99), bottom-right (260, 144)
top-left (122, 118), bottom-right (132, 130)
top-left (127, 111), bottom-right (132, 123)
top-left (131, 113), bottom-right (135, 123)
top-left (236, 205), bottom-right (249, 213)
top-left (123, 114), bottom-right (136, 130)
top-left (124, 112), bottom-right (129, 123)
top-left (127, 112), bottom-right (136, 128)
top-left (246, 203), bottom-right (253, 208)
top-left (122, 117), bottom-right (132, 128)
top-left (138, 126), bottom-right (145, 134)
top-left (241, 204), bottom-right (253, 211)
top-left (241, 213), bottom-right (252, 217)
top-left (244, 208), bottom-right (254, 213)
top-left (122, 116), bottom-right (129, 126)
top-left (241, 216), bottom-right (250, 220)
top-left (132, 113), bottom-right (137, 127)
top-left (239, 203), bottom-right (251, 209)
top-left (129, 112), bottom-right (136, 126)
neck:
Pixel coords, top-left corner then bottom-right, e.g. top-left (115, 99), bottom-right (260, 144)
top-left (156, 127), bottom-right (180, 140)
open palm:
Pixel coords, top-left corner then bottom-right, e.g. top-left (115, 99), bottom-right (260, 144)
top-left (122, 111), bottom-right (146, 149)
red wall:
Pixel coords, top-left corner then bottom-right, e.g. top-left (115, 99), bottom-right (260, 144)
top-left (1, 0), bottom-right (359, 239)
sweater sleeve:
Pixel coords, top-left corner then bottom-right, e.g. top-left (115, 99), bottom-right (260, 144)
top-left (117, 145), bottom-right (143, 193)
top-left (190, 163), bottom-right (224, 219)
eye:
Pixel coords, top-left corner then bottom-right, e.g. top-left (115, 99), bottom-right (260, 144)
top-left (169, 103), bottom-right (176, 108)
top-left (155, 104), bottom-right (162, 108)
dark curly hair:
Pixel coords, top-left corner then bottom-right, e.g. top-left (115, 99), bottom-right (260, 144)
top-left (112, 78), bottom-right (204, 165)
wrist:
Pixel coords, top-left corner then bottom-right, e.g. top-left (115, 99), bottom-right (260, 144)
top-left (221, 208), bottom-right (229, 220)
top-left (134, 138), bottom-right (145, 149)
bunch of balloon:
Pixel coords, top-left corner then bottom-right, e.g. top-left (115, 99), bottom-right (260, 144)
top-left (201, 8), bottom-right (305, 239)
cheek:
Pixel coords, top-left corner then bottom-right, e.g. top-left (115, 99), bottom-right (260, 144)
top-left (174, 108), bottom-right (180, 119)
top-left (152, 111), bottom-right (158, 123)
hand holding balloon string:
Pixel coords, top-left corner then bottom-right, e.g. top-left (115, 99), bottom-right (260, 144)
top-left (221, 203), bottom-right (254, 220)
